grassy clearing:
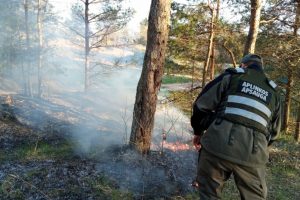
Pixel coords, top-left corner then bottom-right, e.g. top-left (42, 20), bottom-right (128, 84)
top-left (162, 75), bottom-right (192, 84)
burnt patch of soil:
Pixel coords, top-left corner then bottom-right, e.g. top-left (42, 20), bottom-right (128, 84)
top-left (0, 119), bottom-right (198, 199)
top-left (0, 120), bottom-right (133, 200)
top-left (96, 145), bottom-right (198, 199)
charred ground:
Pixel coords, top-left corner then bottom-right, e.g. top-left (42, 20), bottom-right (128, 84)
top-left (0, 94), bottom-right (199, 200)
top-left (0, 92), bottom-right (299, 200)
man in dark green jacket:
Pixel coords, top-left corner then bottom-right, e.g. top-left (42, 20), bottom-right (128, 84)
top-left (191, 54), bottom-right (281, 199)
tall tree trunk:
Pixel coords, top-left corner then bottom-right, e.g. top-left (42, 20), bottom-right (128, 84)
top-left (294, 0), bottom-right (300, 36)
top-left (294, 0), bottom-right (300, 141)
top-left (210, 44), bottom-right (215, 80)
top-left (295, 104), bottom-right (300, 142)
top-left (24, 0), bottom-right (32, 96)
top-left (84, 0), bottom-right (90, 92)
top-left (18, 29), bottom-right (27, 94)
top-left (209, 0), bottom-right (220, 80)
top-left (283, 0), bottom-right (300, 133)
top-left (202, 7), bottom-right (215, 88)
top-left (37, 0), bottom-right (43, 98)
top-left (292, 0), bottom-right (300, 137)
top-left (130, 0), bottom-right (171, 154)
top-left (283, 71), bottom-right (293, 132)
top-left (8, 39), bottom-right (13, 76)
top-left (243, 0), bottom-right (262, 55)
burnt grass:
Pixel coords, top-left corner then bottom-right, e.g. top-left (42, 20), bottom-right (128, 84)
top-left (0, 119), bottom-right (199, 200)
top-left (0, 120), bottom-right (110, 200)
top-left (0, 95), bottom-right (200, 200)
top-left (0, 93), bottom-right (299, 200)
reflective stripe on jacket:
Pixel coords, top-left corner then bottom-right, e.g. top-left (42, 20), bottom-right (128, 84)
top-left (191, 65), bottom-right (282, 167)
top-left (220, 68), bottom-right (277, 134)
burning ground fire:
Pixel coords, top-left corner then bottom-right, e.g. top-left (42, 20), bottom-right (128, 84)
top-left (151, 132), bottom-right (193, 152)
top-left (162, 141), bottom-right (192, 151)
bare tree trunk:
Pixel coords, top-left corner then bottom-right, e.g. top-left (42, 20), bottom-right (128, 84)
top-left (284, 0), bottom-right (300, 133)
top-left (243, 0), bottom-right (262, 55)
top-left (202, 7), bottom-right (215, 88)
top-left (18, 28), bottom-right (27, 94)
top-left (37, 0), bottom-right (43, 98)
top-left (209, 0), bottom-right (220, 80)
top-left (293, 1), bottom-right (300, 138)
top-left (283, 72), bottom-right (293, 132)
top-left (210, 45), bottom-right (215, 80)
top-left (24, 0), bottom-right (32, 97)
top-left (130, 0), bottom-right (171, 154)
top-left (294, 0), bottom-right (300, 36)
top-left (8, 38), bottom-right (14, 76)
top-left (84, 0), bottom-right (90, 92)
top-left (295, 104), bottom-right (300, 142)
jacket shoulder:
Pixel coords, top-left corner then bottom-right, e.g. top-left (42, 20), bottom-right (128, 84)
top-left (225, 67), bottom-right (246, 74)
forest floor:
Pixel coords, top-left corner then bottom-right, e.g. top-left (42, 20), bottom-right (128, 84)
top-left (0, 88), bottom-right (299, 199)
top-left (0, 94), bottom-right (199, 200)
top-left (1, 120), bottom-right (191, 200)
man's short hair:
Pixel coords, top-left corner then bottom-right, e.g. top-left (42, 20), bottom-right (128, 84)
top-left (241, 54), bottom-right (263, 66)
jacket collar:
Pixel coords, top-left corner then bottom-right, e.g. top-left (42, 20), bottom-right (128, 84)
top-left (247, 63), bottom-right (263, 72)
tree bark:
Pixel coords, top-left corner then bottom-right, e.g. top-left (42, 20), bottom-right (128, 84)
top-left (283, 0), bottom-right (300, 133)
top-left (294, 0), bottom-right (300, 36)
top-left (210, 43), bottom-right (215, 80)
top-left (84, 0), bottom-right (90, 92)
top-left (130, 0), bottom-right (171, 154)
top-left (243, 0), bottom-right (262, 55)
top-left (37, 0), bottom-right (43, 98)
top-left (209, 0), bottom-right (220, 80)
top-left (293, 0), bottom-right (300, 139)
top-left (24, 0), bottom-right (32, 96)
top-left (295, 104), bottom-right (300, 142)
top-left (283, 71), bottom-right (293, 132)
top-left (202, 7), bottom-right (215, 88)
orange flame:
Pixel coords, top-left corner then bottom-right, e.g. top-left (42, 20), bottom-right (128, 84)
top-left (162, 141), bottom-right (191, 152)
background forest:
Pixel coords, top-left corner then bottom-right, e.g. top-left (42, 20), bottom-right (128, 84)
top-left (0, 0), bottom-right (299, 199)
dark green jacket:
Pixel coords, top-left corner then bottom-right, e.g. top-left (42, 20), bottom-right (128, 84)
top-left (191, 64), bottom-right (281, 167)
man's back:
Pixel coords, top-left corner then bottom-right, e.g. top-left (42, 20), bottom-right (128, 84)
top-left (198, 67), bottom-right (281, 167)
top-left (191, 54), bottom-right (282, 199)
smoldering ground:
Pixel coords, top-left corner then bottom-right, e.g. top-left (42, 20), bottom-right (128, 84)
top-left (0, 45), bottom-right (198, 198)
